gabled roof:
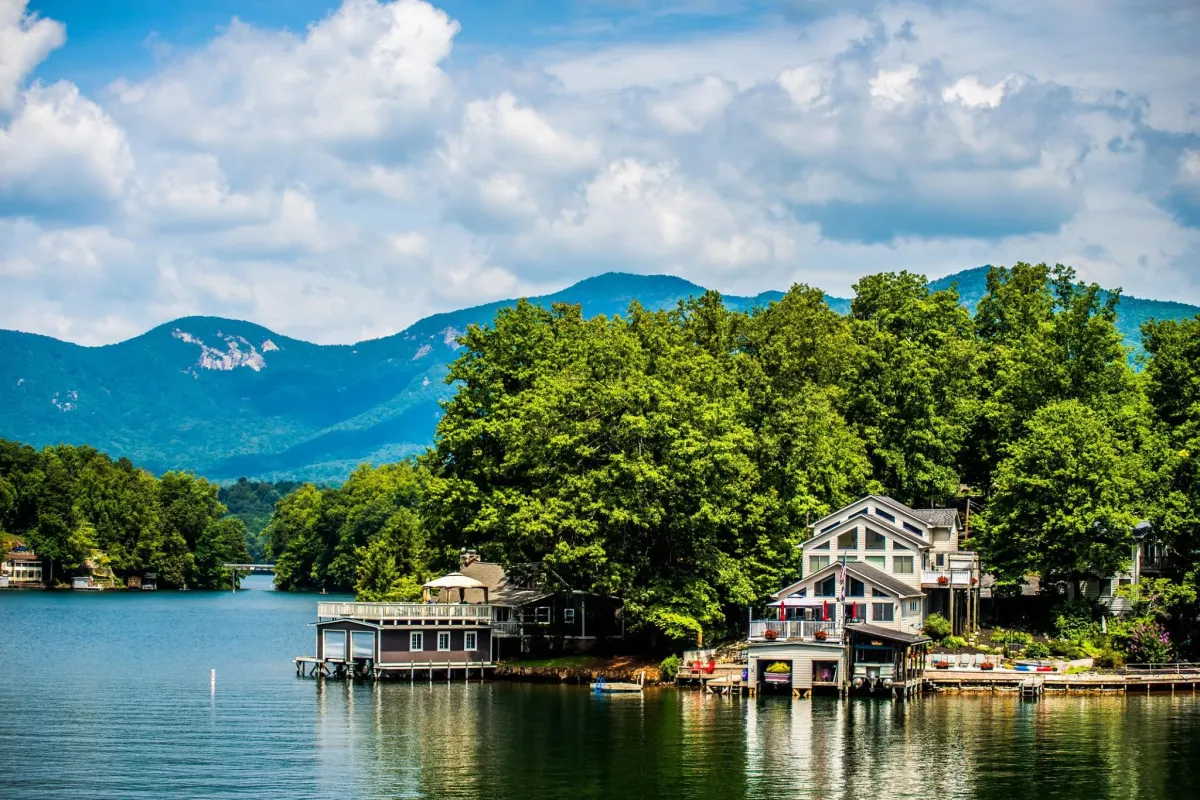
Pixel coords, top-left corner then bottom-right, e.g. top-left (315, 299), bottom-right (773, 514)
top-left (845, 623), bottom-right (930, 645)
top-left (801, 513), bottom-right (930, 552)
top-left (460, 561), bottom-right (555, 607)
top-left (775, 560), bottom-right (924, 600)
top-left (809, 494), bottom-right (924, 530)
top-left (910, 508), bottom-right (960, 528)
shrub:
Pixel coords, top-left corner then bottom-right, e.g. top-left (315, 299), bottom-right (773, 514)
top-left (1009, 631), bottom-right (1034, 647)
top-left (1093, 645), bottom-right (1125, 670)
top-left (1025, 642), bottom-right (1051, 659)
top-left (1047, 639), bottom-right (1084, 659)
top-left (1127, 620), bottom-right (1173, 664)
top-left (1054, 598), bottom-right (1099, 641)
top-left (942, 635), bottom-right (968, 651)
top-left (659, 655), bottom-right (681, 682)
top-left (923, 613), bottom-right (952, 641)
top-left (989, 629), bottom-right (1009, 644)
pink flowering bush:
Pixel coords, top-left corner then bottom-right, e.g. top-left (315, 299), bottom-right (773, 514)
top-left (1127, 620), bottom-right (1172, 664)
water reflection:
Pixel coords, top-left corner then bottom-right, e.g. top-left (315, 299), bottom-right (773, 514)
top-left (3, 584), bottom-right (1199, 800)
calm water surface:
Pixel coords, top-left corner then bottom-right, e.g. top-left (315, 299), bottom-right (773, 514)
top-left (2, 577), bottom-right (1199, 799)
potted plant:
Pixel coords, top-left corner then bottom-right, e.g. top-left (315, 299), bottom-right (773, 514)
top-left (814, 629), bottom-right (828, 641)
top-left (980, 661), bottom-right (995, 671)
top-left (764, 628), bottom-right (778, 641)
top-left (934, 660), bottom-right (952, 669)
top-left (937, 575), bottom-right (950, 586)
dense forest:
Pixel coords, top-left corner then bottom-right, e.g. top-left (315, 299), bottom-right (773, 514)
top-left (4, 263), bottom-right (1199, 655)
top-left (0, 441), bottom-right (250, 588)
top-left (218, 478), bottom-right (302, 562)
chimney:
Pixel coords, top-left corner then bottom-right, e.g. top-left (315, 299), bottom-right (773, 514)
top-left (460, 548), bottom-right (480, 569)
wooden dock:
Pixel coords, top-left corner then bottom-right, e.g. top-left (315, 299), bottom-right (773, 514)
top-left (295, 656), bottom-right (494, 681)
top-left (924, 668), bottom-right (1200, 694)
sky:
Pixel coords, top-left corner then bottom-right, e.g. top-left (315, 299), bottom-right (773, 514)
top-left (1, 0), bottom-right (1198, 345)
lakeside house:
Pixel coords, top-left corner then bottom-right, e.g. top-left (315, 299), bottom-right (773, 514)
top-left (308, 550), bottom-right (623, 676)
top-left (1, 544), bottom-right (43, 587)
top-left (746, 495), bottom-right (978, 696)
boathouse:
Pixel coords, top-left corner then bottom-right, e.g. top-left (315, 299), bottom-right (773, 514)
top-left (301, 551), bottom-right (624, 678)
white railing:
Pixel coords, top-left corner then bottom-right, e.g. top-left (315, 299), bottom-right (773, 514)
top-left (317, 602), bottom-right (495, 621)
top-left (749, 620), bottom-right (841, 642)
top-left (921, 569), bottom-right (972, 587)
top-left (491, 621), bottom-right (522, 636)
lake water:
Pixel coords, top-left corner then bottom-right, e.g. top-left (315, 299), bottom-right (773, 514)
top-left (2, 576), bottom-right (1199, 799)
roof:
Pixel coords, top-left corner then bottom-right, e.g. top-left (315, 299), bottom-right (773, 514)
top-left (910, 508), bottom-right (960, 528)
top-left (423, 573), bottom-right (486, 590)
top-left (460, 561), bottom-right (552, 607)
top-left (845, 623), bottom-right (930, 646)
top-left (802, 513), bottom-right (930, 553)
top-left (788, 560), bottom-right (924, 599)
top-left (5, 551), bottom-right (41, 562)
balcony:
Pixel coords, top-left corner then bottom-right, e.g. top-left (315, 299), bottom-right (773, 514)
top-left (749, 620), bottom-right (841, 643)
top-left (921, 569), bottom-right (972, 588)
top-left (317, 602), bottom-right (494, 622)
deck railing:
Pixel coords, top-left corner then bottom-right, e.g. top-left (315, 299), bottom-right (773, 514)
top-left (749, 620), bottom-right (841, 642)
top-left (491, 621), bottom-right (522, 637)
top-left (921, 569), bottom-right (972, 587)
top-left (317, 602), bottom-right (495, 621)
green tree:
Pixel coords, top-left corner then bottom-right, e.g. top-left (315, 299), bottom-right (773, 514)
top-left (194, 517), bottom-right (252, 589)
top-left (978, 400), bottom-right (1144, 594)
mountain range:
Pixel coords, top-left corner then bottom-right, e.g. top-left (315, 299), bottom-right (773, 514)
top-left (2, 267), bottom-right (1196, 483)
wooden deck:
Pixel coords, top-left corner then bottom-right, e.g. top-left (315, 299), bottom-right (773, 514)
top-left (925, 668), bottom-right (1200, 693)
top-left (295, 656), bottom-right (494, 680)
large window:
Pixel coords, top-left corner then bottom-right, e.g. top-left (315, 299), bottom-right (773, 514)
top-left (323, 630), bottom-right (347, 661)
top-left (865, 556), bottom-right (886, 569)
top-left (809, 555), bottom-right (830, 574)
top-left (410, 631), bottom-right (424, 651)
top-left (464, 631), bottom-right (478, 651)
top-left (873, 603), bottom-right (894, 622)
top-left (837, 529), bottom-right (858, 550)
top-left (816, 576), bottom-right (837, 597)
top-left (865, 529), bottom-right (887, 550)
top-left (848, 604), bottom-right (867, 622)
top-left (848, 578), bottom-right (865, 597)
top-left (351, 631), bottom-right (375, 660)
top-left (893, 556), bottom-right (914, 574)
top-left (437, 632), bottom-right (451, 651)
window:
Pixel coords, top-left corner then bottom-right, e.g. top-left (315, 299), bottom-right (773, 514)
top-left (410, 631), bottom-right (424, 651)
top-left (874, 508), bottom-right (895, 523)
top-left (1098, 579), bottom-right (1113, 598)
top-left (493, 606), bottom-right (509, 622)
top-left (865, 529), bottom-right (887, 550)
top-left (893, 556), bottom-right (914, 574)
top-left (464, 632), bottom-right (478, 651)
top-left (908, 600), bottom-right (920, 613)
top-left (809, 555), bottom-right (830, 574)
top-left (323, 630), bottom-right (347, 661)
top-left (848, 507), bottom-right (868, 519)
top-left (933, 528), bottom-right (950, 543)
top-left (564, 608), bottom-right (576, 624)
top-left (866, 556), bottom-right (886, 569)
top-left (816, 576), bottom-right (837, 597)
top-left (437, 632), bottom-right (451, 651)
top-left (872, 603), bottom-right (894, 622)
top-left (892, 540), bottom-right (910, 551)
top-left (848, 578), bottom-right (865, 597)
top-left (351, 631), bottom-right (375, 660)
top-left (871, 587), bottom-right (890, 597)
top-left (903, 521), bottom-right (924, 536)
top-left (820, 521), bottom-right (841, 534)
top-left (811, 541), bottom-right (830, 550)
top-left (535, 607), bottom-right (551, 624)
top-left (848, 604), bottom-right (867, 622)
top-left (837, 529), bottom-right (858, 550)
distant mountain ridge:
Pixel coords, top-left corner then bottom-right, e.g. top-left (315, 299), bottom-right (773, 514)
top-left (2, 268), bottom-right (1195, 482)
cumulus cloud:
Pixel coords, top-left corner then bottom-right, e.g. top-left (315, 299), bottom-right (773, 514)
top-left (0, 0), bottom-right (65, 112)
top-left (0, 0), bottom-right (1197, 344)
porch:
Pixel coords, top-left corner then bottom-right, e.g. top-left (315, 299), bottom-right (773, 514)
top-left (748, 620), bottom-right (841, 643)
top-left (316, 601), bottom-right (494, 623)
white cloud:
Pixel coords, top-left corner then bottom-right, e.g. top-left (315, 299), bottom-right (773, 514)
top-left (0, 0), bottom-right (65, 112)
top-left (0, 0), bottom-right (1198, 346)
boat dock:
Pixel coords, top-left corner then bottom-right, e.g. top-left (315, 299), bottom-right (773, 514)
top-left (924, 667), bottom-right (1200, 694)
top-left (296, 656), bottom-right (494, 680)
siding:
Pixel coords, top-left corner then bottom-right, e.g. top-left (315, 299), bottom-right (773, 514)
top-left (379, 628), bottom-right (491, 663)
top-left (748, 642), bottom-right (846, 690)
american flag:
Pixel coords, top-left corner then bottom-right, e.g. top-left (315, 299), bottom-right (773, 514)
top-left (838, 556), bottom-right (847, 601)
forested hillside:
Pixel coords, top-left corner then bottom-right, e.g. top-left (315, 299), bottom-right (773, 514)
top-left (1, 268), bottom-right (1193, 483)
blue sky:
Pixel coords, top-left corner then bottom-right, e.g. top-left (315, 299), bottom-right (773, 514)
top-left (2, 0), bottom-right (1199, 344)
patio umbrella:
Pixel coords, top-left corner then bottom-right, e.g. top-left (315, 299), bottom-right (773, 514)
top-left (778, 603), bottom-right (786, 622)
top-left (822, 601), bottom-right (829, 621)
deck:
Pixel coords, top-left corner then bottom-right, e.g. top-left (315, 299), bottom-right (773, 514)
top-left (925, 668), bottom-right (1200, 693)
top-left (317, 601), bottom-right (494, 622)
top-left (296, 656), bottom-right (495, 680)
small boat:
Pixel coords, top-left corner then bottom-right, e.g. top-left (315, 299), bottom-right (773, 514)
top-left (592, 672), bottom-right (645, 694)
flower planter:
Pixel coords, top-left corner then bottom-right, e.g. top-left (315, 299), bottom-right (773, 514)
top-left (814, 630), bottom-right (828, 641)
top-left (764, 629), bottom-right (778, 641)
top-left (980, 663), bottom-right (995, 671)
top-left (933, 661), bottom-right (952, 669)
top-left (937, 576), bottom-right (950, 586)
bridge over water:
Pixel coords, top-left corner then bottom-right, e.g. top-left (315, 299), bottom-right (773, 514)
top-left (222, 563), bottom-right (276, 591)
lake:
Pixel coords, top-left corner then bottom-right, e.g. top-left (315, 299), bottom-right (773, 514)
top-left (2, 576), bottom-right (1198, 799)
